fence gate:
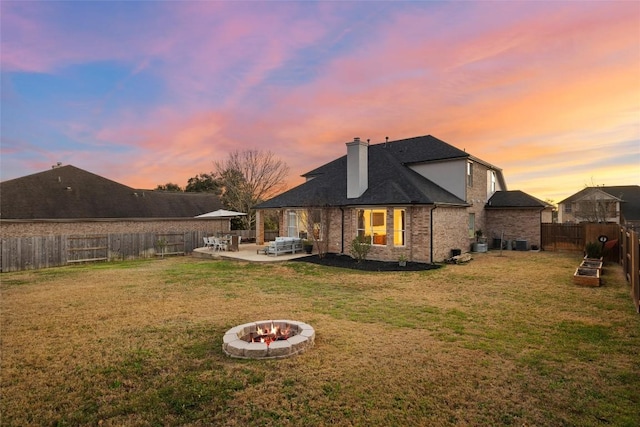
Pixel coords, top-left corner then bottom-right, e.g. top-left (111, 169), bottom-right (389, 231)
top-left (155, 233), bottom-right (185, 256)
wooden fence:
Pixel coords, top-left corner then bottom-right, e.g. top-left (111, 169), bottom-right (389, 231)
top-left (1, 232), bottom-right (201, 272)
top-left (0, 230), bottom-right (277, 272)
top-left (541, 223), bottom-right (620, 262)
top-left (541, 223), bottom-right (583, 251)
top-left (619, 226), bottom-right (640, 313)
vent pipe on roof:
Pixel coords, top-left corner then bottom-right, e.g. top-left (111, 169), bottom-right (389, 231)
top-left (346, 137), bottom-right (368, 199)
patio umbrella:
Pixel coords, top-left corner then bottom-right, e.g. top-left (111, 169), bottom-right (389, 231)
top-left (194, 209), bottom-right (247, 218)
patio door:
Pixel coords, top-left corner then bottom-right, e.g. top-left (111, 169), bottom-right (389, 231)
top-left (287, 211), bottom-right (299, 238)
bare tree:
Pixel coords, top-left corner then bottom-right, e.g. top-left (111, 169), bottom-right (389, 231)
top-left (304, 207), bottom-right (331, 259)
top-left (214, 150), bottom-right (289, 230)
top-left (573, 194), bottom-right (616, 223)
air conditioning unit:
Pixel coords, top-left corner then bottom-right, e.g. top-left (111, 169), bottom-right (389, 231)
top-left (515, 240), bottom-right (528, 251)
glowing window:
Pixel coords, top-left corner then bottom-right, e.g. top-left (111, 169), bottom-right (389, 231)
top-left (357, 209), bottom-right (387, 245)
top-left (393, 209), bottom-right (405, 246)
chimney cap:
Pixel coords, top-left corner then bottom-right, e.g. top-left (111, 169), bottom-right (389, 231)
top-left (354, 137), bottom-right (360, 142)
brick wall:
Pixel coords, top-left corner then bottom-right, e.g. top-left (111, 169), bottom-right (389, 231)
top-left (0, 219), bottom-right (230, 238)
top-left (260, 203), bottom-right (512, 263)
top-left (467, 160), bottom-right (490, 236)
top-left (485, 209), bottom-right (542, 249)
top-left (432, 206), bottom-right (471, 260)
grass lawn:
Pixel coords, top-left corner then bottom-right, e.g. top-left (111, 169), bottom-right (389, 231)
top-left (1, 251), bottom-right (638, 426)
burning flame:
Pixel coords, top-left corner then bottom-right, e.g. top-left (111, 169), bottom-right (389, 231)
top-left (252, 322), bottom-right (291, 346)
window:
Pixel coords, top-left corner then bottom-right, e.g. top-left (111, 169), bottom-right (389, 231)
top-left (564, 204), bottom-right (572, 213)
top-left (288, 209), bottom-right (323, 239)
top-left (490, 170), bottom-right (496, 193)
top-left (287, 211), bottom-right (299, 238)
top-left (468, 213), bottom-right (475, 238)
top-left (393, 209), bottom-right (405, 246)
top-left (357, 209), bottom-right (387, 245)
top-left (310, 209), bottom-right (322, 240)
top-left (467, 161), bottom-right (473, 187)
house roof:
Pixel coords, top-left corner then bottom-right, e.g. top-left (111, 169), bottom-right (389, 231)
top-left (256, 135), bottom-right (471, 209)
top-left (486, 190), bottom-right (550, 209)
top-left (558, 185), bottom-right (640, 221)
top-left (0, 165), bottom-right (223, 219)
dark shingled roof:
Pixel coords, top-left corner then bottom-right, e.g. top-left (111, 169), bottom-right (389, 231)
top-left (0, 165), bottom-right (223, 219)
top-left (256, 135), bottom-right (469, 209)
top-left (486, 190), bottom-right (549, 209)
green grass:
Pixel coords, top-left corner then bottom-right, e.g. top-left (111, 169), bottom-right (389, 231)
top-left (1, 251), bottom-right (639, 426)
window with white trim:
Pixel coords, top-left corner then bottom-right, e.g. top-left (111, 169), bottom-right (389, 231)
top-left (357, 209), bottom-right (387, 245)
top-left (393, 209), bottom-right (405, 246)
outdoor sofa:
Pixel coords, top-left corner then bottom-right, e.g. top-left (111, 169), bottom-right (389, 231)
top-left (260, 237), bottom-right (303, 256)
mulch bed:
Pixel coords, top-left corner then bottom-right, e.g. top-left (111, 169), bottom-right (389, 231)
top-left (293, 253), bottom-right (440, 272)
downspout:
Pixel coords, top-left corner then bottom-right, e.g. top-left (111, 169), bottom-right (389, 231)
top-left (430, 204), bottom-right (437, 264)
top-left (340, 207), bottom-right (345, 254)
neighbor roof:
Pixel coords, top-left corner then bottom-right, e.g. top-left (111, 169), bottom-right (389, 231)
top-left (256, 135), bottom-right (471, 209)
top-left (0, 165), bottom-right (223, 219)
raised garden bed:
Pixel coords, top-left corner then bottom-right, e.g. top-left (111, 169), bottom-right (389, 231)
top-left (580, 259), bottom-right (603, 272)
top-left (573, 267), bottom-right (600, 287)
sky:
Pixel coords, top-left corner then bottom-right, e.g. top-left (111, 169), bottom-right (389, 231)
top-left (1, 1), bottom-right (639, 204)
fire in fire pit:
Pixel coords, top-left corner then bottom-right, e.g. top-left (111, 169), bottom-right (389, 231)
top-left (223, 320), bottom-right (315, 359)
top-left (248, 322), bottom-right (293, 345)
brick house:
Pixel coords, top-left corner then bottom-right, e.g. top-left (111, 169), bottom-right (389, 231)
top-left (255, 135), bottom-right (550, 263)
top-left (0, 164), bottom-right (229, 238)
top-left (557, 185), bottom-right (640, 229)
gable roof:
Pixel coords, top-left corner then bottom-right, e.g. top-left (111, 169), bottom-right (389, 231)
top-left (257, 135), bottom-right (471, 209)
top-left (486, 190), bottom-right (550, 209)
top-left (558, 185), bottom-right (640, 221)
top-left (0, 165), bottom-right (223, 219)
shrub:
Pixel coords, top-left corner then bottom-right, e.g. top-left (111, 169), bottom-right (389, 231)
top-left (350, 236), bottom-right (371, 263)
top-left (584, 241), bottom-right (603, 259)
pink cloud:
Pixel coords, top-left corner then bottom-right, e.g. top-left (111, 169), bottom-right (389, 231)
top-left (2, 1), bottom-right (637, 204)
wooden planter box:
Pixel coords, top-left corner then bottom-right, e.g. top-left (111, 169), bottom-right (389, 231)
top-left (580, 259), bottom-right (603, 272)
top-left (573, 267), bottom-right (600, 287)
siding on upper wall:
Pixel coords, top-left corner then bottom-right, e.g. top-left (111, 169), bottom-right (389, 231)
top-left (409, 158), bottom-right (467, 201)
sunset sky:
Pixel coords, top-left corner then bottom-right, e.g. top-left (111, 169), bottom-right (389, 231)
top-left (1, 1), bottom-right (638, 204)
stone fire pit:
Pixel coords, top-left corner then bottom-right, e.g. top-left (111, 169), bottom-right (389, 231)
top-left (222, 320), bottom-right (315, 359)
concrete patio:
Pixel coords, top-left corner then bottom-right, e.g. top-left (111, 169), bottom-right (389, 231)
top-left (192, 244), bottom-right (312, 263)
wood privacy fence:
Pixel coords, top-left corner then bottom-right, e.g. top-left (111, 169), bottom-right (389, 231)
top-left (619, 226), bottom-right (640, 313)
top-left (1, 229), bottom-right (277, 272)
top-left (541, 223), bottom-right (620, 262)
top-left (1, 232), bottom-right (199, 272)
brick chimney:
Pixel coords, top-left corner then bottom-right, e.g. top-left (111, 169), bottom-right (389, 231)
top-left (346, 137), bottom-right (368, 199)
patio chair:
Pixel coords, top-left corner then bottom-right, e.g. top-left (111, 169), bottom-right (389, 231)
top-left (211, 237), bottom-right (227, 251)
top-left (203, 237), bottom-right (213, 249)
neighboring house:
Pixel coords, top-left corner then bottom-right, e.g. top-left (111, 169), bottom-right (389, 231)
top-left (0, 164), bottom-right (228, 238)
top-left (255, 135), bottom-right (550, 263)
top-left (557, 185), bottom-right (640, 228)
